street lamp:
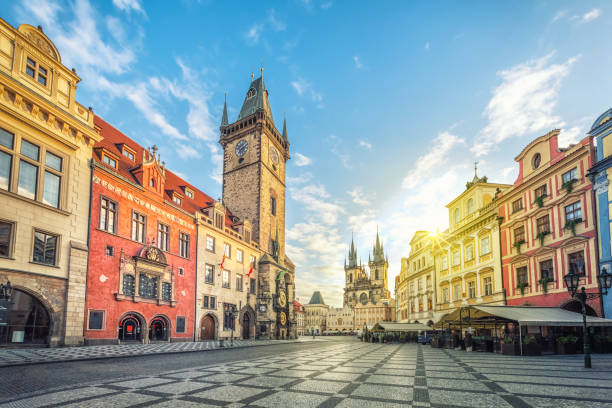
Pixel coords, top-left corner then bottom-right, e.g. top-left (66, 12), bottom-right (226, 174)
top-left (563, 268), bottom-right (612, 368)
top-left (0, 281), bottom-right (12, 300)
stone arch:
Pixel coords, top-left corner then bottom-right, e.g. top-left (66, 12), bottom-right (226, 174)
top-left (149, 314), bottom-right (171, 342)
top-left (118, 311), bottom-right (146, 343)
top-left (200, 312), bottom-right (219, 341)
top-left (239, 305), bottom-right (256, 339)
top-left (2, 287), bottom-right (53, 346)
top-left (11, 285), bottom-right (58, 340)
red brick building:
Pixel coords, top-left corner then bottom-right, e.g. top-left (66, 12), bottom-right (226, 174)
top-left (84, 116), bottom-right (199, 344)
top-left (498, 130), bottom-right (601, 316)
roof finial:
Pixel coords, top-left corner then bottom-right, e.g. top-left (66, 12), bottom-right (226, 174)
top-left (474, 161), bottom-right (479, 178)
top-left (250, 72), bottom-right (254, 79)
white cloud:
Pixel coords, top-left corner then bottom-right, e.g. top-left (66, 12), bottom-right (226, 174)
top-left (245, 9), bottom-right (286, 44)
top-left (353, 56), bottom-right (363, 69)
top-left (402, 131), bottom-right (465, 189)
top-left (425, 42), bottom-right (430, 50)
top-left (500, 166), bottom-right (516, 184)
top-left (582, 8), bottom-right (601, 23)
top-left (359, 140), bottom-right (372, 150)
top-left (291, 77), bottom-right (324, 107)
top-left (287, 172), bottom-right (313, 185)
top-left (472, 53), bottom-right (577, 156)
top-left (328, 134), bottom-right (351, 169)
top-left (348, 187), bottom-right (372, 207)
top-left (552, 10), bottom-right (567, 22)
top-left (267, 9), bottom-right (286, 31)
top-left (320, 1), bottom-right (333, 9)
top-left (112, 0), bottom-right (145, 14)
top-left (176, 144), bottom-right (202, 160)
top-left (294, 152), bottom-right (312, 166)
top-left (245, 23), bottom-right (263, 43)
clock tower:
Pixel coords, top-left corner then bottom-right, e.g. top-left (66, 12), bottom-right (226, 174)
top-left (219, 73), bottom-right (295, 339)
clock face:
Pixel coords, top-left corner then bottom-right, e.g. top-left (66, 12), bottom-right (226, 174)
top-left (278, 291), bottom-right (287, 307)
top-left (279, 311), bottom-right (287, 325)
top-left (269, 147), bottom-right (279, 165)
top-left (235, 140), bottom-right (248, 157)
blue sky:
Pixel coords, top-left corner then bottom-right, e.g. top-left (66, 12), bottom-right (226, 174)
top-left (7, 0), bottom-right (612, 307)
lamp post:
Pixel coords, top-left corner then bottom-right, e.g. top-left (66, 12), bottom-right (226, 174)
top-left (563, 268), bottom-right (612, 368)
top-left (0, 281), bottom-right (12, 300)
top-left (229, 304), bottom-right (237, 347)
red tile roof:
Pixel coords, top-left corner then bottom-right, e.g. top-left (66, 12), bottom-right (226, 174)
top-left (93, 115), bottom-right (237, 230)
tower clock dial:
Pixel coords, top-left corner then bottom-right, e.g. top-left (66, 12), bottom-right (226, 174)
top-left (235, 140), bottom-right (248, 157)
top-left (269, 147), bottom-right (279, 165)
top-left (278, 290), bottom-right (287, 307)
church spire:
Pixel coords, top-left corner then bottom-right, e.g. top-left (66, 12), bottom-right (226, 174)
top-left (373, 229), bottom-right (385, 263)
top-left (238, 73), bottom-right (273, 122)
top-left (347, 233), bottom-right (357, 269)
top-left (282, 113), bottom-right (289, 143)
top-left (220, 93), bottom-right (229, 128)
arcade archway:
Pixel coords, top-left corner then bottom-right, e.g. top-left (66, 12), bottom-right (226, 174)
top-left (0, 289), bottom-right (50, 346)
top-left (118, 312), bottom-right (144, 342)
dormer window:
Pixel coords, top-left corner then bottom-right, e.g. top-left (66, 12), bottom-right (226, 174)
top-left (247, 87), bottom-right (256, 99)
top-left (103, 154), bottom-right (117, 169)
top-left (173, 195), bottom-right (182, 206)
top-left (150, 178), bottom-right (155, 187)
top-left (25, 57), bottom-right (48, 86)
top-left (185, 188), bottom-right (194, 199)
top-left (122, 147), bottom-right (135, 161)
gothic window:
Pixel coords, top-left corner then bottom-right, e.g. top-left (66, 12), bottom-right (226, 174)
top-left (159, 282), bottom-right (171, 301)
top-left (223, 303), bottom-right (236, 330)
top-left (359, 293), bottom-right (368, 305)
top-left (123, 274), bottom-right (135, 295)
top-left (375, 270), bottom-right (379, 280)
top-left (349, 273), bottom-right (352, 283)
top-left (247, 88), bottom-right (256, 99)
top-left (139, 275), bottom-right (158, 299)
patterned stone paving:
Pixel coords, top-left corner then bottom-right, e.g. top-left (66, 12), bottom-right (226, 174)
top-left (2, 341), bottom-right (612, 407)
top-left (0, 339), bottom-right (296, 367)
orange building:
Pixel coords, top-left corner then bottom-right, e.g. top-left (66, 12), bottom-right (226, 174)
top-left (498, 130), bottom-right (601, 315)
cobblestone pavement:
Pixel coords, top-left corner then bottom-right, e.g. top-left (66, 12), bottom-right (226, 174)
top-left (2, 339), bottom-right (612, 407)
top-left (0, 339), bottom-right (299, 367)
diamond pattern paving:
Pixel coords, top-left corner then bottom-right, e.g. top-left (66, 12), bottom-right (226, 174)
top-left (2, 339), bottom-right (612, 407)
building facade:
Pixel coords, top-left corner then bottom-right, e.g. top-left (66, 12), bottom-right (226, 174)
top-left (404, 231), bottom-right (436, 325)
top-left (343, 234), bottom-right (390, 308)
top-left (294, 300), bottom-right (305, 336)
top-left (354, 298), bottom-right (395, 328)
top-left (434, 171), bottom-right (509, 321)
top-left (587, 108), bottom-right (612, 318)
top-left (304, 291), bottom-right (328, 335)
top-left (0, 20), bottom-right (100, 346)
top-left (326, 306), bottom-right (355, 332)
top-left (219, 74), bottom-right (296, 339)
top-left (498, 130), bottom-right (601, 315)
top-left (85, 117), bottom-right (197, 344)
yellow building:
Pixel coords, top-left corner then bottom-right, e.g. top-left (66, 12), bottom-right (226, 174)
top-left (0, 20), bottom-right (101, 346)
top-left (326, 306), bottom-right (355, 333)
top-left (434, 170), bottom-right (510, 322)
top-left (304, 291), bottom-right (329, 335)
top-left (404, 231), bottom-right (436, 325)
top-left (354, 298), bottom-right (395, 329)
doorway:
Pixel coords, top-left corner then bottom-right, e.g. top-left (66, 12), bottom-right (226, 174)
top-left (242, 313), bottom-right (250, 339)
top-left (200, 314), bottom-right (215, 340)
top-left (149, 316), bottom-right (169, 342)
top-left (119, 313), bottom-right (143, 342)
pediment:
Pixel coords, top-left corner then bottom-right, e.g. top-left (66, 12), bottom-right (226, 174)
top-left (18, 24), bottom-right (60, 62)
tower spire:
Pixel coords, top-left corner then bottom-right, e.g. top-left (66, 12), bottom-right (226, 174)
top-left (221, 93), bottom-right (229, 128)
top-left (282, 112), bottom-right (289, 143)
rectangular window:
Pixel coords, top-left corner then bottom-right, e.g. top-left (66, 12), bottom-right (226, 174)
top-left (138, 274), bottom-right (158, 299)
top-left (562, 168), bottom-right (578, 184)
top-left (517, 266), bottom-right (528, 285)
top-left (0, 150), bottom-right (11, 191)
top-left (540, 259), bottom-right (554, 280)
top-left (105, 245), bottom-right (114, 256)
top-left (271, 196), bottom-right (276, 216)
top-left (162, 282), bottom-right (172, 301)
top-left (441, 256), bottom-right (448, 270)
top-left (222, 270), bottom-right (230, 288)
top-left (512, 198), bottom-right (523, 213)
top-left (178, 267), bottom-right (184, 276)
top-left (206, 235), bottom-right (215, 252)
top-left (176, 317), bottom-right (186, 333)
top-left (442, 287), bottom-right (449, 303)
top-left (131, 212), bottom-right (146, 243)
top-left (514, 226), bottom-right (525, 243)
top-left (18, 159), bottom-right (37, 199)
top-left (100, 198), bottom-right (117, 233)
top-left (245, 230), bottom-right (251, 243)
top-left (223, 303), bottom-right (236, 330)
top-left (203, 295), bottom-right (209, 308)
top-left (224, 243), bottom-right (231, 258)
top-left (215, 212), bottom-right (223, 229)
top-left (480, 236), bottom-right (491, 255)
top-left (103, 154), bottom-right (117, 168)
top-left (179, 232), bottom-right (190, 258)
top-left (42, 170), bottom-right (60, 207)
top-left (465, 244), bottom-right (474, 261)
top-left (205, 264), bottom-right (214, 284)
top-left (26, 57), bottom-right (36, 78)
top-left (236, 274), bottom-right (243, 291)
top-left (173, 195), bottom-right (182, 205)
top-left (237, 249), bottom-right (243, 263)
top-left (565, 201), bottom-right (582, 222)
top-left (250, 278), bottom-right (256, 294)
top-left (453, 284), bottom-right (461, 301)
top-left (25, 57), bottom-right (48, 86)
top-left (185, 189), bottom-right (193, 199)
top-left (122, 148), bottom-right (134, 160)
top-left (32, 230), bottom-right (58, 265)
top-left (88, 310), bottom-right (104, 330)
top-left (535, 184), bottom-right (547, 199)
top-left (569, 251), bottom-right (585, 276)
top-left (210, 296), bottom-right (216, 309)
top-left (123, 274), bottom-right (135, 295)
top-left (452, 250), bottom-right (460, 266)
top-left (0, 221), bottom-right (14, 257)
top-left (157, 223), bottom-right (169, 251)
top-left (536, 215), bottom-right (550, 234)
top-left (45, 152), bottom-right (62, 172)
top-left (468, 281), bottom-right (476, 298)
top-left (484, 277), bottom-right (492, 296)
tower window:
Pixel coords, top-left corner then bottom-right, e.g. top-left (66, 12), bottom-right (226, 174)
top-left (271, 196), bottom-right (276, 216)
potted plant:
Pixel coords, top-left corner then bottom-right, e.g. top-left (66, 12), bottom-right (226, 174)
top-left (524, 336), bottom-right (541, 356)
top-left (538, 277), bottom-right (552, 294)
top-left (564, 219), bottom-right (582, 236)
top-left (534, 194), bottom-right (546, 208)
top-left (502, 336), bottom-right (520, 355)
top-left (536, 231), bottom-right (549, 246)
top-left (513, 240), bottom-right (526, 254)
top-left (561, 178), bottom-right (577, 193)
top-left (517, 282), bottom-right (529, 296)
top-left (556, 336), bottom-right (578, 354)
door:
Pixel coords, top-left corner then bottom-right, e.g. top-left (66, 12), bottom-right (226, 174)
top-left (119, 315), bottom-right (141, 341)
top-left (149, 317), bottom-right (168, 341)
top-left (242, 313), bottom-right (250, 339)
top-left (200, 315), bottom-right (215, 340)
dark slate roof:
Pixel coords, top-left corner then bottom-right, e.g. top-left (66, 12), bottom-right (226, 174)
top-left (308, 291), bottom-right (325, 305)
top-left (238, 76), bottom-right (273, 122)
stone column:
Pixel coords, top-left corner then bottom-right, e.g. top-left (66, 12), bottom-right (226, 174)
top-left (64, 241), bottom-right (88, 346)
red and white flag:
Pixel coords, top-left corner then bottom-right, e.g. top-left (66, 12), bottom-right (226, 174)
top-left (247, 261), bottom-right (254, 278)
top-left (218, 255), bottom-right (226, 272)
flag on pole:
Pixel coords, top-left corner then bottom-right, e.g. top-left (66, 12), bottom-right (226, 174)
top-left (247, 261), bottom-right (254, 278)
top-left (217, 255), bottom-right (226, 276)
